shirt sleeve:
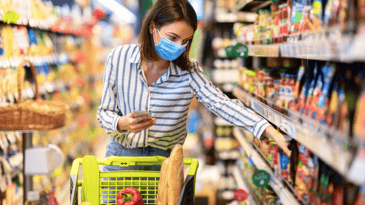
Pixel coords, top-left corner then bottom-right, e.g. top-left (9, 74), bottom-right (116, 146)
top-left (97, 47), bottom-right (126, 136)
top-left (188, 60), bottom-right (270, 140)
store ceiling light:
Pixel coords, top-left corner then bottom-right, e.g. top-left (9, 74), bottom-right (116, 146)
top-left (96, 0), bottom-right (137, 24)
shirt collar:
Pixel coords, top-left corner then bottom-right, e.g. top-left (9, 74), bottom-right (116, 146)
top-left (129, 45), bottom-right (141, 64)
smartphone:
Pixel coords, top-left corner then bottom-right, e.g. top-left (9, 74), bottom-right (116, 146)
top-left (132, 111), bottom-right (152, 120)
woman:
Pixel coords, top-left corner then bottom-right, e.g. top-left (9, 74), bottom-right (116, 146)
top-left (97, 0), bottom-right (291, 171)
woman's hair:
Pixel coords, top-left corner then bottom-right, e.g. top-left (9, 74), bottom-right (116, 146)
top-left (138, 0), bottom-right (198, 71)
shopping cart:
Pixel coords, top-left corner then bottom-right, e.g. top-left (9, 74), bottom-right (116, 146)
top-left (70, 155), bottom-right (199, 205)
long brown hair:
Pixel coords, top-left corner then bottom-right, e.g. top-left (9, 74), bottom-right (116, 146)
top-left (138, 0), bottom-right (198, 71)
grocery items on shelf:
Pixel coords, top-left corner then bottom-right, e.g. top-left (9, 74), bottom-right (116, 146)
top-left (235, 127), bottom-right (365, 205)
top-left (237, 58), bottom-right (365, 143)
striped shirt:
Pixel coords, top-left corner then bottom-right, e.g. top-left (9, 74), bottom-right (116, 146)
top-left (97, 44), bottom-right (270, 150)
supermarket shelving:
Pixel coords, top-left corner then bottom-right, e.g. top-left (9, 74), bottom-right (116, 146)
top-left (215, 12), bottom-right (257, 23)
top-left (232, 165), bottom-right (260, 205)
top-left (233, 127), bottom-right (300, 205)
top-left (0, 19), bottom-right (84, 36)
top-left (234, 0), bottom-right (272, 12)
top-left (233, 86), bottom-right (365, 185)
top-left (243, 29), bottom-right (365, 62)
top-left (212, 69), bottom-right (239, 84)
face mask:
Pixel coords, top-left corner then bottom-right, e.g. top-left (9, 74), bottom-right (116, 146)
top-left (154, 29), bottom-right (188, 61)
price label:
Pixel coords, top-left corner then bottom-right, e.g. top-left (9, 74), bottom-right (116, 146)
top-left (234, 189), bottom-right (248, 202)
top-left (252, 170), bottom-right (270, 187)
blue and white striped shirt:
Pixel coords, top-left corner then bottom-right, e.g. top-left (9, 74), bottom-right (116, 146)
top-left (97, 44), bottom-right (270, 150)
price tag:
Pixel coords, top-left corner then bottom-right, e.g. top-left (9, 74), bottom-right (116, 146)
top-left (252, 170), bottom-right (270, 187)
top-left (233, 43), bottom-right (249, 58)
top-left (252, 100), bottom-right (264, 115)
top-left (234, 189), bottom-right (248, 202)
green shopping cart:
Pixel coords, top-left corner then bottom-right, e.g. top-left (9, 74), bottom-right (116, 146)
top-left (70, 156), bottom-right (199, 205)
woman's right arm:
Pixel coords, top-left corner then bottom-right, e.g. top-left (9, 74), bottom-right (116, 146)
top-left (97, 47), bottom-right (156, 135)
top-left (97, 48), bottom-right (123, 135)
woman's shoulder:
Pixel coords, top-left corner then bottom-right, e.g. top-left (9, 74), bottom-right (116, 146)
top-left (108, 44), bottom-right (140, 59)
top-left (185, 58), bottom-right (203, 73)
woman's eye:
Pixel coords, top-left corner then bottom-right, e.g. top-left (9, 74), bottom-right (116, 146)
top-left (169, 36), bottom-right (177, 41)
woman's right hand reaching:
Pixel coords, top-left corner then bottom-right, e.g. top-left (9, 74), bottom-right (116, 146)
top-left (117, 113), bottom-right (156, 134)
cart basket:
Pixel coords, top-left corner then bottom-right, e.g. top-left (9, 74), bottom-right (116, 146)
top-left (70, 156), bottom-right (199, 205)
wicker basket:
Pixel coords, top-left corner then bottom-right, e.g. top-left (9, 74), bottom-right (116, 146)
top-left (0, 59), bottom-right (69, 131)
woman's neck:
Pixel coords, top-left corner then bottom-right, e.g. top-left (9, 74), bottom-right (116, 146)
top-left (143, 59), bottom-right (170, 72)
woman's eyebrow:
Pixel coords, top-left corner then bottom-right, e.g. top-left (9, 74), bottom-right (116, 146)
top-left (168, 32), bottom-right (193, 40)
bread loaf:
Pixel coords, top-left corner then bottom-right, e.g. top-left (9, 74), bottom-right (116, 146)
top-left (157, 158), bottom-right (169, 205)
top-left (167, 145), bottom-right (184, 205)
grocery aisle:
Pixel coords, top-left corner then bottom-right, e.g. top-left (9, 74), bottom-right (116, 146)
top-left (0, 0), bottom-right (365, 205)
top-left (190, 0), bottom-right (365, 204)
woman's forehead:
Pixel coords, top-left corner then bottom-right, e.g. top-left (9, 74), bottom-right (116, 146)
top-left (160, 21), bottom-right (194, 38)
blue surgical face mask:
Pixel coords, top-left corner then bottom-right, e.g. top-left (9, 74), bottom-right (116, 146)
top-left (154, 29), bottom-right (188, 61)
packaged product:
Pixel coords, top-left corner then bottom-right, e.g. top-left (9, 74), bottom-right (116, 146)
top-left (265, 77), bottom-right (275, 103)
top-left (279, 4), bottom-right (291, 36)
top-left (273, 145), bottom-right (281, 178)
top-left (290, 0), bottom-right (305, 33)
top-left (273, 79), bottom-right (281, 102)
top-left (355, 185), bottom-right (365, 205)
top-left (294, 143), bottom-right (311, 201)
top-left (306, 63), bottom-right (324, 117)
top-left (292, 64), bottom-right (306, 111)
top-left (304, 62), bottom-right (320, 116)
top-left (333, 174), bottom-right (344, 205)
top-left (298, 61), bottom-right (314, 113)
top-left (352, 68), bottom-right (365, 139)
top-left (353, 80), bottom-right (365, 140)
top-left (344, 182), bottom-right (359, 205)
top-left (339, 68), bottom-right (364, 133)
top-left (277, 73), bottom-right (288, 107)
top-left (311, 0), bottom-right (324, 30)
top-left (308, 155), bottom-right (320, 204)
top-left (286, 74), bottom-right (298, 109)
top-left (316, 164), bottom-right (334, 204)
top-left (315, 63), bottom-right (336, 123)
top-left (279, 148), bottom-right (291, 182)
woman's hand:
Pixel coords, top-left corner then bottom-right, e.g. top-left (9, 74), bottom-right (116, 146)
top-left (263, 126), bottom-right (291, 157)
top-left (117, 113), bottom-right (156, 134)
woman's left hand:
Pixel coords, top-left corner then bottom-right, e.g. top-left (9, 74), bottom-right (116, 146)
top-left (263, 126), bottom-right (291, 157)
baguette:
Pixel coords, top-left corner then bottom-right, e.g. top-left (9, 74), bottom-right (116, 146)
top-left (167, 145), bottom-right (184, 205)
top-left (157, 158), bottom-right (169, 205)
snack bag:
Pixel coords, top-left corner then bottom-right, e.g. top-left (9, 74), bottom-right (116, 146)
top-left (298, 61), bottom-right (314, 113)
top-left (333, 174), bottom-right (345, 205)
top-left (279, 148), bottom-right (291, 182)
top-left (292, 64), bottom-right (306, 111)
top-left (295, 143), bottom-right (310, 201)
top-left (286, 74), bottom-right (298, 109)
top-left (303, 61), bottom-right (319, 115)
top-left (327, 72), bottom-right (345, 127)
top-left (353, 84), bottom-right (365, 140)
top-left (313, 63), bottom-right (336, 122)
top-left (316, 165), bottom-right (334, 205)
top-left (352, 69), bottom-right (365, 140)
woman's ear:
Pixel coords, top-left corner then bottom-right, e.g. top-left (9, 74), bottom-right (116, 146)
top-left (149, 21), bottom-right (155, 35)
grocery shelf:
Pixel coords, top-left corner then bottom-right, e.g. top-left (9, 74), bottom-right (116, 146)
top-left (244, 32), bottom-right (365, 62)
top-left (218, 150), bottom-right (240, 160)
top-left (212, 69), bottom-right (239, 84)
top-left (233, 127), bottom-right (300, 205)
top-left (248, 44), bottom-right (280, 57)
top-left (215, 12), bottom-right (257, 23)
top-left (235, 0), bottom-right (272, 12)
top-left (215, 117), bottom-right (234, 126)
top-left (233, 86), bottom-right (365, 185)
top-left (0, 19), bottom-right (83, 36)
top-left (232, 165), bottom-right (260, 205)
